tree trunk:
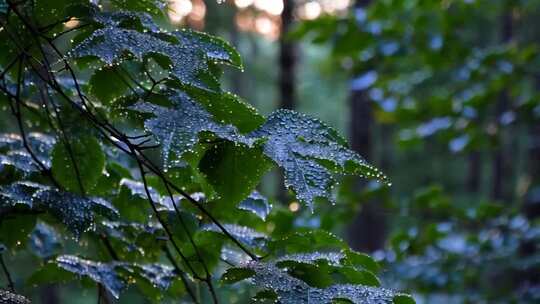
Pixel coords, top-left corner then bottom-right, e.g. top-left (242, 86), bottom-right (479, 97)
top-left (491, 4), bottom-right (513, 201)
top-left (345, 0), bottom-right (386, 253)
top-left (467, 150), bottom-right (481, 193)
top-left (279, 0), bottom-right (296, 111)
top-left (277, 0), bottom-right (297, 203)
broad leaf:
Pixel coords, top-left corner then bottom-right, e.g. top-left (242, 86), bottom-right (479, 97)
top-left (56, 255), bottom-right (125, 298)
top-left (131, 91), bottom-right (254, 168)
top-left (249, 109), bottom-right (389, 209)
top-left (70, 27), bottom-right (217, 89)
top-left (230, 260), bottom-right (409, 304)
top-left (56, 255), bottom-right (178, 299)
top-left (51, 135), bottom-right (105, 193)
top-left (174, 29), bottom-right (243, 69)
top-left (0, 182), bottom-right (118, 236)
top-left (199, 142), bottom-right (271, 208)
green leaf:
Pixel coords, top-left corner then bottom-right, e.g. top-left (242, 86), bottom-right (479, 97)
top-left (392, 295), bottom-right (416, 304)
top-left (249, 109), bottom-right (389, 209)
top-left (342, 250), bottom-right (380, 274)
top-left (70, 26), bottom-right (218, 89)
top-left (0, 181), bottom-right (118, 237)
top-left (238, 191), bottom-right (272, 221)
top-left (88, 66), bottom-right (130, 105)
top-left (199, 142), bottom-right (271, 208)
top-left (51, 135), bottom-right (105, 193)
top-left (174, 29), bottom-right (243, 69)
top-left (201, 223), bottom-right (267, 248)
top-left (131, 91), bottom-right (254, 169)
top-left (239, 260), bottom-right (406, 304)
top-left (275, 252), bottom-right (380, 287)
top-left (56, 255), bottom-right (177, 299)
top-left (188, 90), bottom-right (265, 133)
top-left (221, 267), bottom-right (256, 284)
top-left (56, 255), bottom-right (126, 298)
top-left (268, 230), bottom-right (346, 255)
top-left (110, 0), bottom-right (166, 16)
top-left (0, 133), bottom-right (55, 174)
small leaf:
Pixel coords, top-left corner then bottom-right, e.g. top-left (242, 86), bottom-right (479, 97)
top-left (120, 263), bottom-right (176, 290)
top-left (0, 290), bottom-right (31, 304)
top-left (392, 295), bottom-right (416, 304)
top-left (201, 223), bottom-right (267, 248)
top-left (221, 267), bottom-right (256, 284)
top-left (238, 191), bottom-right (272, 221)
top-left (51, 135), bottom-right (105, 193)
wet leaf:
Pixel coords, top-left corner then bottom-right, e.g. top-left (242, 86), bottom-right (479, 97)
top-left (174, 29), bottom-right (243, 69)
top-left (0, 290), bottom-right (31, 304)
top-left (199, 142), bottom-right (271, 208)
top-left (51, 135), bottom-right (105, 194)
top-left (70, 27), bottom-right (217, 89)
top-left (249, 110), bottom-right (389, 209)
top-left (56, 255), bottom-right (125, 298)
top-left (0, 181), bottom-right (118, 237)
top-left (201, 223), bottom-right (267, 248)
top-left (238, 191), bottom-right (272, 221)
top-left (239, 260), bottom-right (409, 304)
top-left (56, 255), bottom-right (177, 299)
top-left (131, 91), bottom-right (254, 169)
top-left (221, 267), bottom-right (256, 284)
top-left (33, 188), bottom-right (119, 237)
top-left (0, 133), bottom-right (55, 174)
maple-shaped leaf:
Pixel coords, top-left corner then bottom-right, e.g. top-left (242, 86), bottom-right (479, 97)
top-left (0, 181), bottom-right (118, 237)
top-left (69, 27), bottom-right (216, 89)
top-left (55, 255), bottom-right (177, 299)
top-left (249, 109), bottom-right (389, 209)
top-left (131, 91), bottom-right (254, 168)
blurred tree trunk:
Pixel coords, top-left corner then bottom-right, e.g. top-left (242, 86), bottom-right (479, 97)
top-left (492, 4), bottom-right (513, 201)
top-left (525, 76), bottom-right (540, 218)
top-left (467, 151), bottom-right (481, 193)
top-left (277, 0), bottom-right (297, 203)
top-left (346, 0), bottom-right (386, 253)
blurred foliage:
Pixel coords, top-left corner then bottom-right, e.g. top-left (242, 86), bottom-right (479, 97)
top-left (294, 0), bottom-right (540, 303)
top-left (0, 0), bottom-right (413, 303)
